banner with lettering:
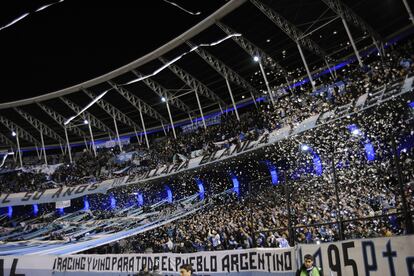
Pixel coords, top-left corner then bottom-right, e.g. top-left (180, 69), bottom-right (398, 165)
top-left (1, 236), bottom-right (414, 275)
top-left (0, 248), bottom-right (295, 276)
top-left (0, 177), bottom-right (128, 208)
top-left (298, 235), bottom-right (414, 276)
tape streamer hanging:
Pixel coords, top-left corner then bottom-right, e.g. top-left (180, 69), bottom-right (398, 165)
top-left (123, 33), bottom-right (241, 86)
top-left (0, 0), bottom-right (64, 32)
top-left (162, 0), bottom-right (201, 15)
top-left (64, 34), bottom-right (241, 126)
top-left (64, 89), bottom-right (111, 125)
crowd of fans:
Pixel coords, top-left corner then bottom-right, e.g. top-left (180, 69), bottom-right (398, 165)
top-left (88, 130), bottom-right (413, 253)
top-left (0, 38), bottom-right (413, 254)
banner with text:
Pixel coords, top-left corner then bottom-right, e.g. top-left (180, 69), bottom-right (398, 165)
top-left (298, 235), bottom-right (414, 276)
top-left (0, 248), bottom-right (295, 276)
top-left (0, 177), bottom-right (128, 208)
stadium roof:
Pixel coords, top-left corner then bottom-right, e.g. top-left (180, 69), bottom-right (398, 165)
top-left (0, 0), bottom-right (412, 149)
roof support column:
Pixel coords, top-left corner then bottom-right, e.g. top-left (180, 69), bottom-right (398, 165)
top-left (341, 17), bottom-right (363, 67)
top-left (401, 0), bottom-right (414, 26)
top-left (14, 130), bottom-right (23, 168)
top-left (64, 125), bottom-right (73, 163)
top-left (87, 119), bottom-right (97, 157)
top-left (188, 114), bottom-right (194, 126)
top-left (324, 58), bottom-right (336, 80)
top-left (219, 103), bottom-right (224, 114)
top-left (165, 96), bottom-right (177, 139)
top-left (113, 117), bottom-right (123, 152)
top-left (35, 145), bottom-right (42, 160)
top-left (225, 77), bottom-right (240, 121)
top-left (297, 42), bottom-right (316, 91)
top-left (195, 90), bottom-right (207, 130)
top-left (161, 121), bottom-right (167, 136)
top-left (40, 127), bottom-right (48, 166)
top-left (138, 102), bottom-right (150, 149)
top-left (256, 57), bottom-right (275, 106)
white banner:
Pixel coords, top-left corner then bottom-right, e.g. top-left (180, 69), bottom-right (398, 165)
top-left (0, 236), bottom-right (413, 275)
top-left (0, 248), bottom-right (295, 276)
top-left (55, 200), bottom-right (71, 209)
top-left (0, 177), bottom-right (128, 208)
top-left (298, 235), bottom-right (414, 276)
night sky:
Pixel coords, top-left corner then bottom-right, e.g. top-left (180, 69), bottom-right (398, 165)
top-left (0, 0), bottom-right (226, 103)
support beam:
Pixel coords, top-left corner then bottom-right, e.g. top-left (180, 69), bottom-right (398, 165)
top-left (63, 125), bottom-right (73, 163)
top-left (113, 117), bottom-right (123, 151)
top-left (187, 40), bottom-right (260, 101)
top-left (40, 127), bottom-right (48, 165)
top-left (341, 17), bottom-right (363, 67)
top-left (225, 78), bottom-right (240, 121)
top-left (297, 43), bottom-right (316, 91)
top-left (37, 103), bottom-right (87, 139)
top-left (138, 102), bottom-right (150, 149)
top-left (217, 21), bottom-right (290, 82)
top-left (250, 0), bottom-right (328, 57)
top-left (256, 57), bottom-right (275, 106)
top-left (165, 96), bottom-right (177, 139)
top-left (60, 97), bottom-right (116, 137)
top-left (0, 133), bottom-right (16, 149)
top-left (14, 129), bottom-right (23, 168)
top-left (194, 90), bottom-right (207, 129)
top-left (401, 0), bottom-right (414, 26)
top-left (14, 107), bottom-right (66, 145)
top-left (87, 120), bottom-right (97, 157)
top-left (0, 116), bottom-right (41, 146)
top-left (161, 121), bottom-right (167, 136)
top-left (320, 0), bottom-right (383, 42)
top-left (159, 57), bottom-right (226, 107)
top-left (83, 89), bottom-right (143, 133)
top-left (108, 81), bottom-right (169, 124)
top-left (132, 70), bottom-right (192, 114)
top-left (250, 0), bottom-right (329, 91)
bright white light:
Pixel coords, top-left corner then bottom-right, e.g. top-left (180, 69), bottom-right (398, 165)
top-left (316, 240), bottom-right (321, 245)
top-left (351, 129), bottom-right (361, 136)
top-left (301, 145), bottom-right (309, 151)
top-left (253, 56), bottom-right (259, 62)
top-left (12, 131), bottom-right (16, 137)
top-left (84, 120), bottom-right (89, 125)
top-left (161, 97), bottom-right (166, 102)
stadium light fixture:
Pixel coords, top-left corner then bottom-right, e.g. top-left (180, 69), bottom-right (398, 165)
top-left (253, 56), bottom-right (260, 62)
top-left (83, 119), bottom-right (89, 125)
top-left (12, 131), bottom-right (16, 137)
top-left (161, 97), bottom-right (166, 103)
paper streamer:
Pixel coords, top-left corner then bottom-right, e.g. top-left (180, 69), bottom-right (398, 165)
top-left (162, 0), bottom-right (201, 15)
top-left (64, 33), bottom-right (241, 126)
top-left (123, 33), bottom-right (241, 86)
top-left (0, 0), bottom-right (64, 32)
top-left (64, 89), bottom-right (111, 125)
